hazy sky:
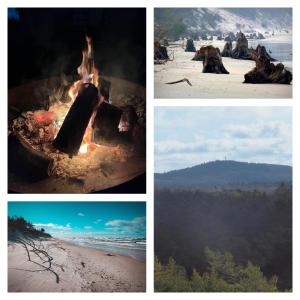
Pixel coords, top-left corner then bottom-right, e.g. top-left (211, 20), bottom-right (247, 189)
top-left (155, 107), bottom-right (292, 173)
top-left (8, 202), bottom-right (146, 238)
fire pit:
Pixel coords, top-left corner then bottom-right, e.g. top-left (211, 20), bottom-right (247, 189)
top-left (8, 37), bottom-right (146, 193)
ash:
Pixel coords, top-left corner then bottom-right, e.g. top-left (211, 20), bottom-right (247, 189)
top-left (10, 110), bottom-right (136, 180)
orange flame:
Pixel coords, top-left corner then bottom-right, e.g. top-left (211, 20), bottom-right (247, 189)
top-left (67, 36), bottom-right (100, 154)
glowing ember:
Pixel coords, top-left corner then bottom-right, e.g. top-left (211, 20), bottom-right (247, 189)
top-left (79, 143), bottom-right (88, 154)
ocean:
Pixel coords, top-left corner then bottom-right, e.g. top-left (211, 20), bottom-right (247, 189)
top-left (62, 236), bottom-right (146, 262)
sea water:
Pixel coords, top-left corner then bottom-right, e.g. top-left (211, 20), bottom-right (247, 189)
top-left (63, 236), bottom-right (146, 262)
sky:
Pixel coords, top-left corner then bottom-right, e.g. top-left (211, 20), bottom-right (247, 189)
top-left (8, 202), bottom-right (146, 238)
top-left (155, 107), bottom-right (292, 173)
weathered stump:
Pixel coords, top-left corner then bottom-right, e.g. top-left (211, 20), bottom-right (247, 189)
top-left (244, 54), bottom-right (292, 84)
top-left (185, 39), bottom-right (196, 52)
top-left (232, 32), bottom-right (252, 60)
top-left (250, 45), bottom-right (275, 62)
top-left (154, 41), bottom-right (169, 60)
top-left (221, 42), bottom-right (232, 57)
top-left (201, 46), bottom-right (229, 74)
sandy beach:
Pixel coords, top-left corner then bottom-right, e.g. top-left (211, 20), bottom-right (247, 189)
top-left (8, 238), bottom-right (146, 292)
top-left (154, 38), bottom-right (292, 99)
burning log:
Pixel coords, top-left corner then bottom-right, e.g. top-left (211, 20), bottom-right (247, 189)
top-left (244, 54), bottom-right (292, 84)
top-left (92, 102), bottom-right (122, 144)
top-left (185, 39), bottom-right (196, 52)
top-left (118, 106), bottom-right (139, 142)
top-left (201, 46), bottom-right (229, 74)
top-left (8, 133), bottom-right (53, 180)
top-left (53, 83), bottom-right (99, 156)
top-left (221, 42), bottom-right (233, 57)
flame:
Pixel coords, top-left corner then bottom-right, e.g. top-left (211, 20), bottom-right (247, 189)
top-left (79, 143), bottom-right (88, 154)
top-left (67, 36), bottom-right (100, 154)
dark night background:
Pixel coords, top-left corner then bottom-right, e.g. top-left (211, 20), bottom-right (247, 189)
top-left (8, 8), bottom-right (146, 89)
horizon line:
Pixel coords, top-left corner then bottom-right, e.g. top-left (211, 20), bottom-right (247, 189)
top-left (155, 159), bottom-right (292, 174)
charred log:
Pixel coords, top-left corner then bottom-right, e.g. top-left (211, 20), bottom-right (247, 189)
top-left (221, 42), bottom-right (233, 57)
top-left (8, 133), bottom-right (53, 181)
top-left (201, 46), bottom-right (229, 74)
top-left (154, 41), bottom-right (169, 60)
top-left (92, 102), bottom-right (122, 145)
top-left (185, 39), bottom-right (196, 52)
top-left (53, 83), bottom-right (99, 156)
top-left (99, 77), bottom-right (111, 101)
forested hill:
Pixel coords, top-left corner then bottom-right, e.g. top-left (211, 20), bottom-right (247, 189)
top-left (155, 160), bottom-right (292, 189)
top-left (155, 185), bottom-right (292, 291)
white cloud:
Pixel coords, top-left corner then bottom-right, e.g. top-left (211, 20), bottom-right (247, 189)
top-left (33, 223), bottom-right (72, 231)
top-left (105, 216), bottom-right (146, 234)
top-left (77, 213), bottom-right (85, 217)
top-left (84, 226), bottom-right (93, 229)
top-left (155, 107), bottom-right (292, 172)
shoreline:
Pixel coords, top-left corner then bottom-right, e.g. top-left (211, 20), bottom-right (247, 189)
top-left (8, 238), bottom-right (146, 292)
top-left (59, 237), bottom-right (146, 262)
top-left (155, 38), bottom-right (292, 99)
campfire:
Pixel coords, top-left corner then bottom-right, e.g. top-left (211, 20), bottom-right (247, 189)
top-left (8, 36), bottom-right (146, 193)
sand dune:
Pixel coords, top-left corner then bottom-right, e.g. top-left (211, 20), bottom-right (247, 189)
top-left (154, 39), bottom-right (292, 99)
top-left (8, 238), bottom-right (146, 292)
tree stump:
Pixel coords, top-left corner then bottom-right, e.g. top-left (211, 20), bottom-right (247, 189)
top-left (201, 46), bottom-right (229, 74)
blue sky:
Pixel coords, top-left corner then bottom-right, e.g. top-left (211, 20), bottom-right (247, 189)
top-left (8, 202), bottom-right (146, 238)
top-left (155, 107), bottom-right (292, 173)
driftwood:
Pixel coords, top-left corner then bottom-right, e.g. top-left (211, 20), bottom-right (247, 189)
top-left (92, 102), bottom-right (122, 144)
top-left (166, 78), bottom-right (192, 86)
top-left (8, 133), bottom-right (53, 180)
top-left (53, 83), bottom-right (99, 156)
top-left (201, 46), bottom-right (229, 74)
top-left (13, 238), bottom-right (63, 284)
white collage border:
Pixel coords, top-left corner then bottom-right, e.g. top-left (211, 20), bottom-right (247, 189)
top-left (0, 0), bottom-right (299, 299)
